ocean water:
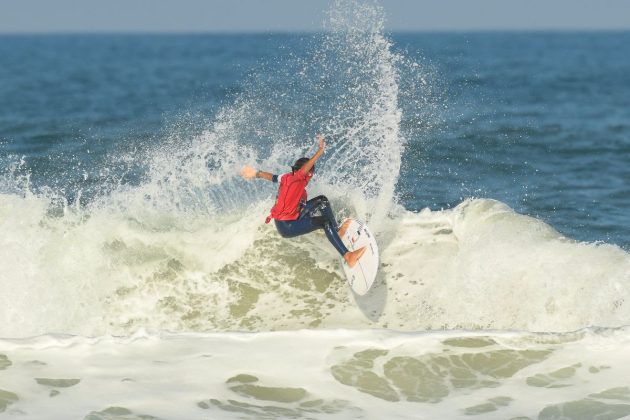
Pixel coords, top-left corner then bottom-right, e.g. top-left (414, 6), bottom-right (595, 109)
top-left (1, 1), bottom-right (629, 418)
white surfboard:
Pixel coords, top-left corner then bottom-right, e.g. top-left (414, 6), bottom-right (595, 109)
top-left (340, 219), bottom-right (379, 295)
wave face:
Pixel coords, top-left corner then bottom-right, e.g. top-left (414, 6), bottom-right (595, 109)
top-left (0, 1), bottom-right (629, 338)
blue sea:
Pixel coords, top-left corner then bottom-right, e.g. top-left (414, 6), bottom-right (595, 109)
top-left (1, 2), bottom-right (629, 419)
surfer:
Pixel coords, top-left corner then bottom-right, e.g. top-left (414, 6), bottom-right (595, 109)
top-left (240, 134), bottom-right (366, 268)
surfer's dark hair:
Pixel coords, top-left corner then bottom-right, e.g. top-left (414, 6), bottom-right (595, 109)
top-left (292, 157), bottom-right (313, 173)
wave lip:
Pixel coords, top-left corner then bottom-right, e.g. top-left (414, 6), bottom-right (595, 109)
top-left (384, 199), bottom-right (630, 332)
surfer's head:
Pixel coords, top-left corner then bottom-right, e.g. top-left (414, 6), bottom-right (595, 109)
top-left (292, 157), bottom-right (314, 174)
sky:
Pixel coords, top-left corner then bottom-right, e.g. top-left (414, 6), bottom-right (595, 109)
top-left (1, 0), bottom-right (629, 33)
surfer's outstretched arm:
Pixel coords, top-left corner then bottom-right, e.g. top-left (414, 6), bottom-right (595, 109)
top-left (299, 134), bottom-right (325, 175)
top-left (240, 166), bottom-right (277, 182)
top-left (240, 133), bottom-right (325, 182)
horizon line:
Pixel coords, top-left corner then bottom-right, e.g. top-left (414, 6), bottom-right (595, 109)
top-left (2, 28), bottom-right (630, 36)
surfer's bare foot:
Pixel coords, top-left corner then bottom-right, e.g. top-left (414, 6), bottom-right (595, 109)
top-left (344, 246), bottom-right (366, 268)
top-left (338, 219), bottom-right (352, 238)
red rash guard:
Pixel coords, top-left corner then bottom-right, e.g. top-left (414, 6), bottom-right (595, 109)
top-left (265, 170), bottom-right (313, 223)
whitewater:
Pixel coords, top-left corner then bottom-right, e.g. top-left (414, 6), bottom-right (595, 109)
top-left (1, 1), bottom-right (629, 418)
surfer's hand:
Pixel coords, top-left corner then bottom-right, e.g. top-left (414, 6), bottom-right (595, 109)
top-left (317, 134), bottom-right (325, 152)
top-left (240, 166), bottom-right (257, 180)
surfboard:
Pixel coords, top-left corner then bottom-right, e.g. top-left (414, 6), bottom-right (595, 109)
top-left (339, 219), bottom-right (379, 295)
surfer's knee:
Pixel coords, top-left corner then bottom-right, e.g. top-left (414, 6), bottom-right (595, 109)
top-left (312, 195), bottom-right (329, 207)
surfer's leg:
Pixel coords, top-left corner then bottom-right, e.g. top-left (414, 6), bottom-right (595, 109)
top-left (306, 195), bottom-right (339, 230)
top-left (274, 218), bottom-right (320, 238)
top-left (309, 196), bottom-right (366, 267)
top-left (305, 196), bottom-right (349, 257)
top-left (322, 224), bottom-right (349, 256)
top-left (301, 196), bottom-right (335, 226)
top-left (306, 197), bottom-right (352, 241)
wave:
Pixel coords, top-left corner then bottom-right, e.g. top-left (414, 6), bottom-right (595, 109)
top-left (1, 191), bottom-right (628, 338)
